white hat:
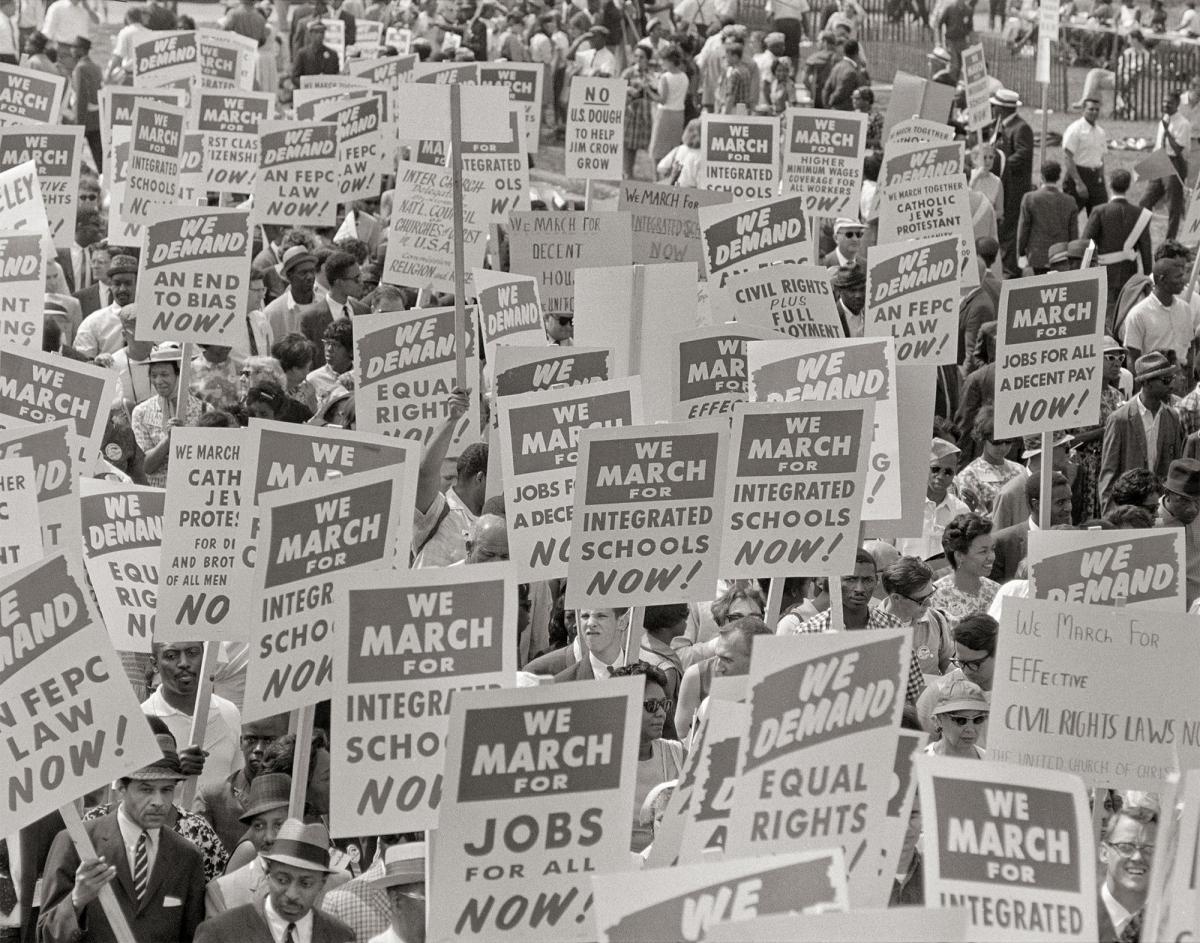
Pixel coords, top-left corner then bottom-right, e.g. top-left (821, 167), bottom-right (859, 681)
top-left (989, 88), bottom-right (1021, 108)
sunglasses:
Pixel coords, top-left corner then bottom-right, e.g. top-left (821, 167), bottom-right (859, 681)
top-left (957, 653), bottom-right (992, 671)
top-left (643, 697), bottom-right (673, 714)
top-left (1104, 352), bottom-right (1126, 362)
top-left (903, 589), bottom-right (936, 606)
top-left (945, 713), bottom-right (988, 726)
top-left (551, 315), bottom-right (573, 327)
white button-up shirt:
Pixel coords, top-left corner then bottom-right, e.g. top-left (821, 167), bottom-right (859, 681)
top-left (1061, 117), bottom-right (1108, 167)
top-left (1132, 393), bottom-right (1164, 470)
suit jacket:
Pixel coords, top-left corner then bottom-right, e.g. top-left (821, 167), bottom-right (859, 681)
top-left (523, 644), bottom-right (578, 677)
top-left (55, 247), bottom-right (76, 293)
top-left (1083, 197), bottom-right (1153, 296)
top-left (299, 299), bottom-right (367, 368)
top-left (554, 657), bottom-right (598, 683)
top-left (989, 519), bottom-right (1030, 582)
top-left (822, 57), bottom-right (862, 110)
top-left (39, 813), bottom-right (206, 943)
top-left (995, 114), bottom-right (1034, 210)
top-left (195, 898), bottom-right (355, 943)
top-left (17, 810), bottom-right (65, 943)
top-left (206, 856), bottom-right (351, 916)
top-left (73, 281), bottom-right (106, 320)
top-left (1016, 186), bottom-right (1078, 269)
top-left (1099, 397), bottom-right (1186, 513)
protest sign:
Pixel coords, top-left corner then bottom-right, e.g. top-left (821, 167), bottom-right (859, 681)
top-left (508, 211), bottom-right (633, 316)
top-left (878, 139), bottom-right (977, 289)
top-left (383, 159), bottom-right (487, 293)
top-left (294, 78), bottom-right (371, 118)
top-left (617, 181), bottom-right (731, 269)
top-left (461, 108), bottom-right (529, 225)
top-left (866, 730), bottom-right (928, 907)
top-left (428, 679), bottom-right (641, 943)
top-left (0, 160), bottom-right (49, 243)
top-left (123, 100), bottom-right (184, 226)
top-left (354, 305), bottom-right (480, 449)
top-left (197, 28), bottom-right (257, 90)
top-left (498, 377), bottom-right (642, 582)
top-left (243, 465), bottom-right (409, 720)
top-left (1028, 528), bottom-right (1186, 610)
top-left (155, 428), bottom-right (248, 643)
top-left (994, 269), bottom-right (1104, 438)
top-left (871, 363), bottom-right (939, 539)
top-left (781, 108), bottom-right (866, 216)
top-left (194, 89), bottom-right (273, 193)
top-left (592, 850), bottom-right (849, 943)
top-left (916, 756), bottom-right (1096, 942)
top-left (473, 269), bottom-right (544, 356)
top-left (667, 324), bottom-right (779, 421)
top-left (80, 480), bottom-right (163, 654)
top-left (698, 194), bottom-right (812, 286)
top-left (135, 206), bottom-right (251, 346)
top-left (886, 117), bottom-right (956, 147)
top-left (393, 80), bottom-right (512, 145)
top-left (0, 422), bottom-right (78, 561)
top-left (700, 114), bottom-right (780, 199)
top-left (719, 399), bottom-right (874, 577)
top-left (250, 119), bottom-right (338, 227)
top-left (962, 45), bottom-right (992, 132)
top-left (0, 126), bottom-right (82, 248)
top-left (321, 16), bottom-right (347, 66)
top-left (492, 345), bottom-right (613, 399)
top-left (566, 417), bottom-right (729, 608)
top-left (348, 52), bottom-right (416, 92)
top-left (133, 30), bottom-right (201, 90)
top-left (0, 232), bottom-right (44, 348)
top-left (106, 134), bottom-right (137, 247)
top-left (723, 631), bottom-right (909, 905)
top-left (866, 235), bottom-right (960, 365)
top-left (565, 77), bottom-right (625, 179)
top-left (0, 552), bottom-right (162, 836)
top-left (642, 712), bottom-right (711, 869)
top-left (711, 263), bottom-right (843, 338)
top-left (1038, 0), bottom-right (1060, 83)
top-left (1181, 188), bottom-right (1200, 248)
top-left (1143, 771), bottom-right (1200, 942)
top-left (99, 87), bottom-right (185, 167)
top-left (748, 337), bottom-right (900, 521)
top-left (385, 26), bottom-right (412, 52)
top-left (0, 347), bottom-right (116, 465)
top-left (332, 562), bottom-right (516, 836)
top-left (679, 697), bottom-right (748, 862)
top-left (314, 93), bottom-right (386, 204)
top-left (177, 131), bottom-right (205, 204)
top-left (0, 455), bottom-right (40, 577)
top-left (0, 63), bottom-right (63, 126)
top-left (704, 907), bottom-right (969, 942)
top-left (881, 72), bottom-right (955, 139)
top-left (478, 62), bottom-right (543, 152)
top-left (990, 596), bottom-right (1200, 790)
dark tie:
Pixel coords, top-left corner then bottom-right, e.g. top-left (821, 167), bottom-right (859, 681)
top-left (0, 838), bottom-right (16, 916)
top-left (132, 831), bottom-right (149, 903)
top-left (1119, 909), bottom-right (1143, 943)
top-left (247, 316), bottom-right (259, 356)
top-left (284, 922), bottom-right (297, 943)
top-left (80, 246), bottom-right (91, 289)
top-left (342, 303), bottom-right (351, 321)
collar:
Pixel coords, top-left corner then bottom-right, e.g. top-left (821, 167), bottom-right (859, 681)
top-left (1112, 194), bottom-right (1129, 201)
top-left (925, 493), bottom-right (955, 511)
top-left (1101, 882), bottom-right (1134, 935)
top-left (117, 804), bottom-right (161, 847)
top-left (1135, 391), bottom-right (1163, 416)
top-left (265, 895), bottom-right (314, 941)
top-left (588, 647), bottom-right (622, 678)
top-left (1028, 517), bottom-right (1040, 532)
top-left (445, 486), bottom-right (477, 523)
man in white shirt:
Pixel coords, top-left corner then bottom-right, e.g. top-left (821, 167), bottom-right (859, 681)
top-left (74, 253), bottom-right (136, 357)
top-left (1123, 256), bottom-right (1200, 365)
top-left (264, 245), bottom-right (318, 340)
top-left (40, 0), bottom-right (95, 48)
top-left (1139, 91), bottom-right (1192, 240)
top-left (1097, 805), bottom-right (1157, 941)
top-left (1061, 98), bottom-right (1108, 212)
top-left (107, 304), bottom-right (154, 412)
top-left (0, 0), bottom-right (19, 63)
top-left (898, 438), bottom-right (970, 561)
top-left (228, 269), bottom-right (275, 369)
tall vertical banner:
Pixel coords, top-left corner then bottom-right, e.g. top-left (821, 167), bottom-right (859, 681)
top-left (0, 422), bottom-right (79, 561)
top-left (428, 679), bottom-right (641, 943)
top-left (698, 194), bottom-right (812, 286)
top-left (712, 263), bottom-right (843, 338)
top-left (994, 268), bottom-right (1104, 438)
top-left (0, 126), bottom-right (83, 248)
top-left (80, 480), bottom-right (163, 654)
top-left (962, 45), bottom-right (992, 132)
top-left (916, 757), bottom-right (1096, 942)
top-left (250, 120), bottom-right (338, 227)
top-left (565, 77), bottom-right (625, 180)
top-left (508, 211), bottom-right (633, 316)
top-left (135, 206), bottom-right (252, 345)
top-left (194, 89), bottom-right (273, 193)
top-left (242, 465), bottom-right (411, 720)
top-left (747, 337), bottom-right (900, 521)
top-left (723, 631), bottom-right (909, 905)
top-left (479, 62), bottom-right (544, 153)
top-left (0, 231), bottom-right (45, 348)
top-left (566, 417), bottom-right (729, 608)
top-left (0, 63), bottom-right (64, 126)
top-left (617, 181), bottom-right (731, 269)
top-left (498, 377), bottom-right (642, 582)
top-left (473, 269), bottom-right (544, 356)
top-left (719, 399), bottom-right (874, 577)
top-left (1037, 0), bottom-right (1060, 85)
top-left (700, 114), bottom-right (780, 200)
top-left (0, 553), bottom-right (162, 836)
top-left (669, 324), bottom-right (779, 421)
top-left (124, 100), bottom-right (184, 225)
top-left (781, 109), bottom-right (866, 215)
top-left (0, 455), bottom-right (40, 577)
top-left (331, 563), bottom-right (517, 837)
top-left (865, 235), bottom-right (961, 364)
top-left (1027, 528), bottom-right (1186, 610)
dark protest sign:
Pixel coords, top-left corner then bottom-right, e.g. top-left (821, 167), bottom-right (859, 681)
top-left (566, 418), bottom-right (728, 608)
top-left (700, 114), bottom-right (780, 199)
top-left (719, 399), bottom-right (874, 577)
top-left (332, 563), bottom-right (516, 836)
top-left (0, 125), bottom-right (83, 249)
top-left (711, 262), bottom-right (842, 338)
top-left (0, 553), bottom-right (161, 836)
top-left (916, 757), bottom-right (1096, 942)
top-left (617, 181), bottom-right (731, 270)
top-left (1028, 529), bottom-right (1186, 610)
top-left (0, 421), bottom-right (78, 562)
top-left (250, 120), bottom-right (338, 227)
top-left (0, 63), bottom-right (63, 126)
top-left (698, 194), bottom-right (812, 286)
top-left (994, 269), bottom-right (1104, 438)
top-left (429, 678), bottom-right (641, 942)
top-left (866, 235), bottom-right (960, 365)
top-left (668, 324), bottom-right (778, 421)
top-left (508, 211), bottom-right (632, 316)
top-left (781, 108), bottom-right (866, 215)
top-left (194, 89), bottom-right (273, 193)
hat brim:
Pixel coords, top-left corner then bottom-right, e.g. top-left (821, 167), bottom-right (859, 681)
top-left (128, 767), bottom-right (187, 782)
top-left (261, 851), bottom-right (339, 874)
top-left (934, 699), bottom-right (990, 715)
top-left (238, 798), bottom-right (291, 824)
top-left (1136, 365), bottom-right (1179, 383)
top-left (373, 864), bottom-right (425, 888)
top-left (989, 95), bottom-right (1021, 107)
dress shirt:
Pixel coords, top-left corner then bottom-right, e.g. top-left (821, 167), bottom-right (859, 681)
top-left (1132, 393), bottom-right (1165, 471)
top-left (1156, 112), bottom-right (1193, 158)
top-left (588, 649), bottom-right (624, 680)
top-left (73, 302), bottom-right (122, 357)
top-left (1101, 883), bottom-right (1133, 939)
top-left (116, 805), bottom-right (159, 877)
top-left (265, 895), bottom-right (313, 943)
top-left (1061, 117), bottom-right (1108, 167)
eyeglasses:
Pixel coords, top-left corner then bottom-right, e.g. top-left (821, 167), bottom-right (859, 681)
top-left (839, 231), bottom-right (863, 239)
top-left (1104, 352), bottom-right (1126, 362)
top-left (903, 589), bottom-right (936, 606)
top-left (240, 734), bottom-right (279, 748)
top-left (1105, 841), bottom-right (1156, 858)
top-left (644, 697), bottom-right (673, 714)
top-left (929, 466), bottom-right (956, 476)
top-left (552, 315), bottom-right (573, 327)
top-left (946, 713), bottom-right (988, 726)
top-left (956, 653), bottom-right (993, 671)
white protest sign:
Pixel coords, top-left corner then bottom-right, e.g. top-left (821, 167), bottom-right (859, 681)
top-left (473, 269), bottom-right (544, 356)
top-left (1028, 528), bottom-right (1186, 610)
top-left (711, 263), bottom-right (843, 338)
top-left (0, 63), bottom-right (63, 126)
top-left (962, 45), bottom-right (992, 132)
top-left (133, 30), bottom-right (201, 91)
top-left (80, 479), bottom-right (163, 654)
top-left (331, 563), bottom-right (517, 836)
top-left (0, 421), bottom-right (78, 562)
top-left (0, 231), bottom-right (45, 348)
top-left (0, 455), bottom-right (40, 577)
top-left (668, 324), bottom-right (779, 421)
top-left (124, 97), bottom-right (185, 226)
top-left (700, 113), bottom-right (780, 199)
top-left (508, 211), bottom-right (633, 316)
top-left (197, 28), bottom-right (258, 90)
top-left (0, 159), bottom-right (50, 241)
top-left (428, 679), bottom-right (641, 943)
top-left (866, 235), bottom-right (961, 365)
top-left (886, 117), bottom-right (955, 146)
top-left (565, 76), bottom-right (625, 180)
top-left (748, 337), bottom-right (900, 521)
top-left (698, 194), bottom-right (812, 286)
top-left (617, 181), bottom-right (732, 270)
top-left (250, 120), bottom-right (338, 227)
top-left (478, 62), bottom-right (543, 152)
top-left (782, 108), bottom-right (866, 216)
top-left (990, 596), bottom-right (1200, 790)
top-left (314, 93), bottom-right (386, 204)
top-left (994, 269), bottom-right (1104, 438)
top-left (720, 399), bottom-right (874, 578)
top-left (0, 126), bottom-right (82, 250)
top-left (1038, 0), bottom-right (1060, 84)
top-left (194, 89), bottom-right (273, 193)
top-left (492, 346), bottom-right (614, 399)
top-left (566, 417), bottom-right (729, 608)
top-left (391, 81), bottom-right (511, 142)
top-left (99, 87), bottom-right (186, 168)
top-left (917, 756), bottom-right (1096, 942)
top-left (679, 696), bottom-right (748, 863)
top-left (705, 907), bottom-right (969, 942)
top-left (462, 108), bottom-right (529, 225)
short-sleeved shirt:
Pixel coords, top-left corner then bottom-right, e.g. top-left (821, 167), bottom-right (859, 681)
top-left (142, 687), bottom-right (244, 792)
top-left (1122, 292), bottom-right (1200, 363)
top-left (412, 488), bottom-right (476, 567)
top-left (41, 0), bottom-right (91, 44)
top-left (1061, 117), bottom-right (1108, 168)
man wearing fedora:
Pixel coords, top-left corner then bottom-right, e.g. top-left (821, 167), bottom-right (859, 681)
top-left (38, 748), bottom-right (207, 942)
top-left (989, 88), bottom-right (1034, 278)
top-left (367, 843), bottom-right (426, 943)
top-left (74, 252), bottom-right (139, 358)
top-left (265, 245), bottom-right (320, 341)
top-left (204, 772), bottom-right (294, 915)
top-left (195, 820), bottom-right (354, 943)
top-left (322, 836), bottom-right (411, 941)
top-left (1157, 457), bottom-right (1200, 606)
top-left (1100, 350), bottom-right (1187, 514)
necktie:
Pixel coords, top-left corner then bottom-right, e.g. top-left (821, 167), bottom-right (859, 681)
top-left (0, 838), bottom-right (16, 916)
top-left (342, 303), bottom-right (351, 320)
top-left (80, 246), bottom-right (91, 290)
top-left (247, 316), bottom-right (259, 356)
top-left (132, 831), bottom-right (149, 903)
top-left (284, 922), bottom-right (297, 943)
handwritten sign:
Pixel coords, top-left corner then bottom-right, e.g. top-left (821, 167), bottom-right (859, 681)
top-left (618, 181), bottom-right (731, 270)
top-left (508, 211), bottom-right (632, 316)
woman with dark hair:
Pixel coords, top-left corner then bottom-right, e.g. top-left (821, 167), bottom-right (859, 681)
top-left (953, 406), bottom-right (1023, 514)
top-left (130, 343), bottom-right (204, 486)
top-left (271, 332), bottom-right (319, 412)
top-left (930, 511), bottom-right (1000, 619)
top-left (610, 662), bottom-right (685, 853)
top-left (621, 42), bottom-right (662, 179)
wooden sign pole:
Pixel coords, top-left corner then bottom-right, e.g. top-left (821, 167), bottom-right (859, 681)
top-left (60, 804), bottom-right (138, 943)
top-left (449, 83), bottom-right (468, 391)
top-left (179, 641), bottom-right (216, 809)
top-left (289, 705), bottom-right (315, 820)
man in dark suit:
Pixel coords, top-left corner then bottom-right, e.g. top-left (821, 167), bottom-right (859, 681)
top-left (1016, 160), bottom-right (1078, 274)
top-left (1083, 169), bottom-right (1153, 331)
top-left (1096, 804), bottom-right (1157, 942)
top-left (38, 749), bottom-right (206, 943)
top-left (195, 820), bottom-right (354, 943)
top-left (990, 88), bottom-right (1035, 278)
top-left (71, 239), bottom-right (112, 321)
top-left (525, 608), bottom-right (629, 680)
top-left (1100, 351), bottom-right (1186, 513)
top-left (55, 213), bottom-right (103, 295)
top-left (821, 217), bottom-right (865, 269)
top-left (298, 251), bottom-right (367, 368)
top-left (822, 38), bottom-right (864, 110)
top-left (990, 471), bottom-right (1072, 581)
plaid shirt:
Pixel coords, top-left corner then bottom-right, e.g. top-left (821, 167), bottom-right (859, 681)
top-left (320, 856), bottom-right (390, 942)
top-left (789, 607), bottom-right (927, 704)
top-left (1179, 384), bottom-right (1200, 438)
